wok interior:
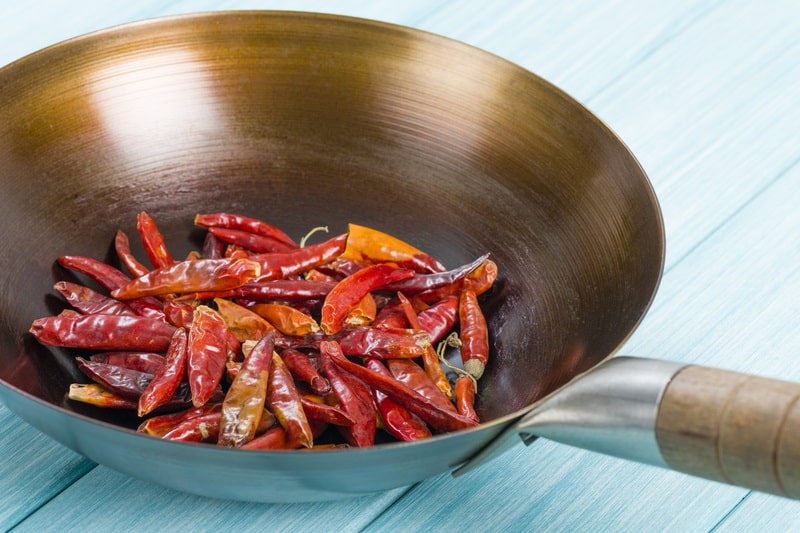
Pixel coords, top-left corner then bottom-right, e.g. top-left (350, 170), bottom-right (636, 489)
top-left (0, 12), bottom-right (663, 431)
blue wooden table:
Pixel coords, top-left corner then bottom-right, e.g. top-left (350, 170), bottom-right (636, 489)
top-left (2, 1), bottom-right (800, 531)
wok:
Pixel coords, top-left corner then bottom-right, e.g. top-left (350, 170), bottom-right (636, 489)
top-left (1, 11), bottom-right (798, 503)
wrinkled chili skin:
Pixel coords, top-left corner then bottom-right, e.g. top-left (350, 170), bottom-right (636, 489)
top-left (383, 254), bottom-right (490, 295)
top-left (320, 342), bottom-right (376, 447)
top-left (455, 375), bottom-right (479, 422)
top-left (137, 211), bottom-right (174, 269)
top-left (30, 314), bottom-right (175, 352)
top-left (250, 303), bottom-right (319, 336)
top-left (161, 412), bottom-right (221, 442)
top-left (177, 279), bottom-right (335, 302)
top-left (194, 212), bottom-right (298, 249)
top-left (58, 255), bottom-right (130, 291)
top-left (114, 229), bottom-right (150, 277)
top-left (241, 425), bottom-right (288, 450)
top-left (281, 348), bottom-right (330, 394)
top-left (163, 300), bottom-right (195, 328)
top-left (218, 332), bottom-right (274, 448)
top-left (250, 233), bottom-right (348, 281)
top-left (335, 326), bottom-right (430, 359)
top-left (267, 352), bottom-right (314, 448)
top-left (416, 295), bottom-right (459, 344)
top-left (341, 223), bottom-right (446, 273)
top-left (214, 298), bottom-right (275, 343)
top-left (300, 395), bottom-right (355, 427)
top-left (187, 306), bottom-right (229, 407)
top-left (395, 293), bottom-right (452, 399)
top-left (57, 256), bottom-right (165, 320)
top-left (208, 227), bottom-right (295, 254)
top-left (372, 299), bottom-right (409, 330)
top-left (54, 281), bottom-right (137, 317)
top-left (138, 403), bottom-right (222, 436)
top-left (459, 285), bottom-right (490, 380)
top-left (387, 358), bottom-right (456, 413)
top-left (89, 352), bottom-right (165, 374)
top-left (111, 257), bottom-right (261, 299)
top-left (68, 383), bottom-right (138, 409)
top-left (324, 341), bottom-right (479, 433)
top-left (138, 328), bottom-right (189, 416)
top-left (76, 357), bottom-right (191, 403)
top-left (320, 263), bottom-right (414, 335)
top-left (202, 231), bottom-right (226, 259)
top-left (365, 358), bottom-right (432, 442)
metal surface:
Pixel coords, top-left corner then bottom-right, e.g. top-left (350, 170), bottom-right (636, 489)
top-left (516, 356), bottom-right (684, 466)
top-left (455, 357), bottom-right (685, 476)
top-left (0, 12), bottom-right (664, 501)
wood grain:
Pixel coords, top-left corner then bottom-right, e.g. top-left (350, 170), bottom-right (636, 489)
top-left (656, 366), bottom-right (800, 498)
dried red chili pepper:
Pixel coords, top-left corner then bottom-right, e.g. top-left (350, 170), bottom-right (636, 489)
top-left (54, 281), bottom-right (137, 317)
top-left (89, 352), bottom-right (165, 374)
top-left (137, 211), bottom-right (174, 269)
top-left (138, 403), bottom-right (222, 436)
top-left (202, 230), bottom-right (226, 259)
top-left (416, 294), bottom-right (459, 344)
top-left (383, 254), bottom-right (489, 295)
top-left (415, 257), bottom-right (499, 303)
top-left (345, 293), bottom-right (377, 327)
top-left (194, 212), bottom-right (298, 249)
top-left (280, 348), bottom-right (330, 394)
top-left (373, 299), bottom-right (409, 330)
top-left (138, 327), bottom-right (189, 416)
top-left (320, 342), bottom-right (376, 447)
top-left (249, 303), bottom-right (319, 336)
top-left (111, 257), bottom-right (261, 300)
top-left (364, 358), bottom-right (432, 442)
top-left (249, 233), bottom-right (348, 281)
top-left (454, 375), bottom-right (479, 422)
top-left (30, 314), bottom-right (175, 352)
top-left (57, 255), bottom-right (165, 319)
top-left (464, 258), bottom-right (498, 296)
top-left (300, 395), bottom-right (355, 427)
top-left (321, 264), bottom-right (414, 335)
top-left (213, 298), bottom-right (275, 343)
top-left (459, 285), bottom-right (490, 380)
top-left (395, 292), bottom-right (452, 399)
top-left (114, 230), bottom-right (150, 277)
top-left (58, 255), bottom-right (130, 290)
top-left (218, 332), bottom-right (274, 447)
top-left (267, 352), bottom-right (314, 448)
top-left (163, 299), bottom-right (195, 328)
top-left (241, 425), bottom-right (288, 450)
top-left (207, 227), bottom-right (295, 253)
top-left (387, 358), bottom-right (456, 413)
top-left (324, 341), bottom-right (478, 433)
top-left (68, 383), bottom-right (138, 409)
top-left (161, 412), bottom-right (221, 442)
top-left (335, 326), bottom-right (431, 359)
top-left (76, 357), bottom-right (191, 406)
top-left (187, 305), bottom-right (229, 407)
top-left (342, 223), bottom-right (445, 273)
top-left (176, 279), bottom-right (336, 303)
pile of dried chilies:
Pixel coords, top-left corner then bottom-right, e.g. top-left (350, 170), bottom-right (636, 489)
top-left (30, 212), bottom-right (497, 449)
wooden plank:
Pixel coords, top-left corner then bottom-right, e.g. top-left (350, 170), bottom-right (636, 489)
top-left (10, 466), bottom-right (409, 532)
top-left (0, 407), bottom-right (95, 531)
top-left (715, 492), bottom-right (800, 531)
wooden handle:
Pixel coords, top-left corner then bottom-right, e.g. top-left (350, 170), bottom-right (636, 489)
top-left (655, 365), bottom-right (800, 498)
